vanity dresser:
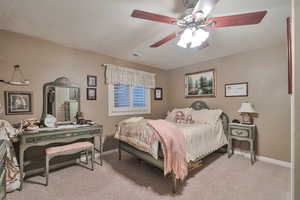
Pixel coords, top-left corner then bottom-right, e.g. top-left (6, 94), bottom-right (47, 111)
top-left (0, 140), bottom-right (7, 200)
top-left (18, 77), bottom-right (103, 190)
top-left (19, 124), bottom-right (102, 190)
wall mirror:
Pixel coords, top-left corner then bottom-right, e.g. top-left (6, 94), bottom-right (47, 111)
top-left (41, 77), bottom-right (80, 123)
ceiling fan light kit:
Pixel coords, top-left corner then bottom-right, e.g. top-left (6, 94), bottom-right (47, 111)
top-left (130, 0), bottom-right (267, 49)
top-left (177, 28), bottom-right (209, 48)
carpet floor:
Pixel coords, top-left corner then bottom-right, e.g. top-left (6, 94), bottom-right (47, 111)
top-left (8, 151), bottom-right (290, 200)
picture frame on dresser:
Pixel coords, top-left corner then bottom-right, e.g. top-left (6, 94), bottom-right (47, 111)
top-left (4, 91), bottom-right (33, 115)
top-left (185, 69), bottom-right (216, 98)
top-left (225, 82), bottom-right (248, 97)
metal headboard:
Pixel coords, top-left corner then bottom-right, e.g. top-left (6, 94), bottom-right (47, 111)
top-left (190, 101), bottom-right (229, 138)
top-left (190, 100), bottom-right (209, 110)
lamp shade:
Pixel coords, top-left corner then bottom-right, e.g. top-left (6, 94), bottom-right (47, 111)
top-left (238, 102), bottom-right (257, 113)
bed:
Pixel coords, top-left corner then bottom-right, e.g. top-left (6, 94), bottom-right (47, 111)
top-left (114, 101), bottom-right (229, 192)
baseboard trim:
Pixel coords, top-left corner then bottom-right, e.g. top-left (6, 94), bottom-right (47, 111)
top-left (234, 150), bottom-right (291, 168)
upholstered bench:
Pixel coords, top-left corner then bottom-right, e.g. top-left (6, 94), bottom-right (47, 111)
top-left (45, 141), bottom-right (94, 186)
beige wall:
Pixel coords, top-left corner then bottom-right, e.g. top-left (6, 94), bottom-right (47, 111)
top-left (167, 45), bottom-right (291, 162)
top-left (0, 30), bottom-right (291, 162)
top-left (0, 30), bottom-right (169, 150)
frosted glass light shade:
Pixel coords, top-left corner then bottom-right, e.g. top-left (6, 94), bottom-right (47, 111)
top-left (238, 102), bottom-right (257, 113)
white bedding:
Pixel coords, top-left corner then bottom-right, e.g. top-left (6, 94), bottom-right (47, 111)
top-left (116, 115), bottom-right (228, 162)
top-left (175, 119), bottom-right (228, 162)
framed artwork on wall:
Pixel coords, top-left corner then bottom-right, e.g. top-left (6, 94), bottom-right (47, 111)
top-left (5, 91), bottom-right (33, 115)
top-left (87, 88), bottom-right (97, 100)
top-left (225, 82), bottom-right (248, 97)
top-left (87, 75), bottom-right (97, 87)
top-left (185, 69), bottom-right (216, 98)
top-left (154, 88), bottom-right (163, 100)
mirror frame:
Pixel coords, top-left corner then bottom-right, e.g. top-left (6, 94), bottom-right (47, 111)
top-left (41, 77), bottom-right (80, 122)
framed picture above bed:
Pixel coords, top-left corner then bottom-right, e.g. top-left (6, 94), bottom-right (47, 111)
top-left (5, 91), bottom-right (33, 115)
top-left (185, 69), bottom-right (216, 98)
top-left (225, 82), bottom-right (248, 97)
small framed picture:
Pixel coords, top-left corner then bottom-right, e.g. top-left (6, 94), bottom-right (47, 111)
top-left (154, 88), bottom-right (163, 100)
top-left (5, 91), bottom-right (33, 115)
top-left (87, 88), bottom-right (97, 100)
top-left (225, 82), bottom-right (248, 97)
top-left (87, 75), bottom-right (97, 87)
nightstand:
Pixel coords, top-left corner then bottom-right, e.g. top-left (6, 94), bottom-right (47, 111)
top-left (227, 123), bottom-right (256, 164)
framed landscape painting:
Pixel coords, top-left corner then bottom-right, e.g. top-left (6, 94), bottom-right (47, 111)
top-left (185, 69), bottom-right (216, 98)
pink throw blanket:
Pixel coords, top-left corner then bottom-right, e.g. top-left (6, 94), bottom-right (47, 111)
top-left (147, 120), bottom-right (188, 180)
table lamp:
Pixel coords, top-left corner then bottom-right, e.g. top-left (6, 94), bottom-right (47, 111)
top-left (238, 102), bottom-right (257, 124)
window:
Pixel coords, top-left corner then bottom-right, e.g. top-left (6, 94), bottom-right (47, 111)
top-left (108, 83), bottom-right (150, 116)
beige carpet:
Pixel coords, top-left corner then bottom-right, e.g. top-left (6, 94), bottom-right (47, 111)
top-left (8, 151), bottom-right (290, 200)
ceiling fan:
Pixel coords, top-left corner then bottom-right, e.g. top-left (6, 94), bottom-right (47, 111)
top-left (131, 0), bottom-right (267, 49)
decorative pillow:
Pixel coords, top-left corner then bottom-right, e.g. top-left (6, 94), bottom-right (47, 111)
top-left (175, 111), bottom-right (185, 123)
top-left (166, 108), bottom-right (192, 122)
top-left (191, 109), bottom-right (223, 126)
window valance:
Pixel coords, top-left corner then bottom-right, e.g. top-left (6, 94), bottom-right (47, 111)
top-left (105, 64), bottom-right (156, 88)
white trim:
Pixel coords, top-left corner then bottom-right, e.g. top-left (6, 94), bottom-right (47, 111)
top-left (234, 150), bottom-right (291, 168)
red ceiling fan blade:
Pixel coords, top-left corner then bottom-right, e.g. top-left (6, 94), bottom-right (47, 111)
top-left (150, 32), bottom-right (179, 48)
top-left (131, 10), bottom-right (177, 24)
top-left (205, 10), bottom-right (267, 29)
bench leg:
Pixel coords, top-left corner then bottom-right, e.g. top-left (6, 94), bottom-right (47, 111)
top-left (45, 156), bottom-right (50, 186)
top-left (91, 148), bottom-right (95, 171)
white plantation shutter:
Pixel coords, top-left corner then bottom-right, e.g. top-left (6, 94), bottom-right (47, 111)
top-left (109, 83), bottom-right (150, 116)
top-left (114, 84), bottom-right (130, 108)
top-left (132, 86), bottom-right (146, 107)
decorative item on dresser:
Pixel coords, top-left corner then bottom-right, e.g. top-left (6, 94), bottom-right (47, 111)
top-left (185, 69), bottom-right (216, 98)
top-left (0, 140), bottom-right (7, 200)
top-left (228, 123), bottom-right (256, 164)
top-left (238, 102), bottom-right (257, 124)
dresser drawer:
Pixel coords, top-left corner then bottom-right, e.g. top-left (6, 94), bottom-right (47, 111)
top-left (231, 128), bottom-right (249, 137)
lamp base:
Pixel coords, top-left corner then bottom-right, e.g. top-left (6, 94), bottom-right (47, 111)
top-left (241, 113), bottom-right (254, 125)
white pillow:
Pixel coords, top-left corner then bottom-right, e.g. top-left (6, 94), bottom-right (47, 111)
top-left (166, 108), bottom-right (192, 122)
top-left (191, 109), bottom-right (223, 126)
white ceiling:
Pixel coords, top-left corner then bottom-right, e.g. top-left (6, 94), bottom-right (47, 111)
top-left (0, 0), bottom-right (291, 70)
